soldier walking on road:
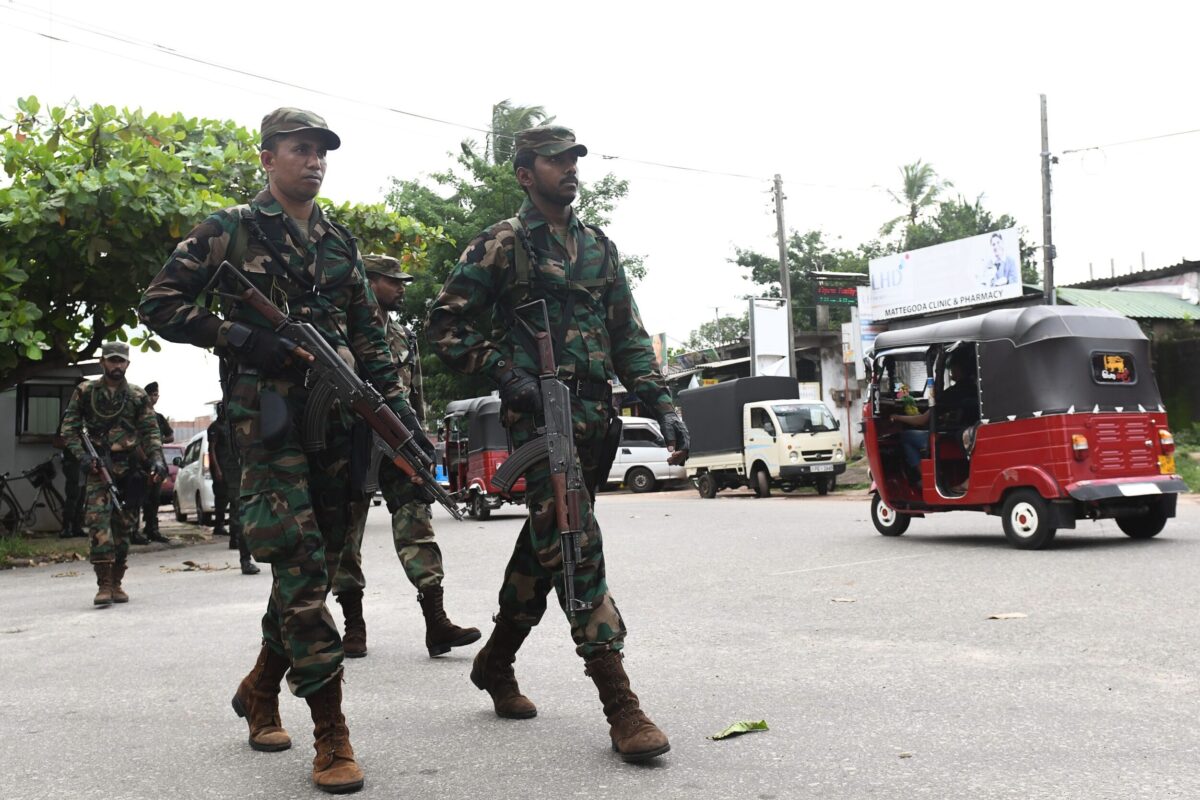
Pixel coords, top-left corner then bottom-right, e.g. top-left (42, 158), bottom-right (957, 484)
top-left (207, 404), bottom-right (259, 575)
top-left (331, 254), bottom-right (479, 659)
top-left (428, 126), bottom-right (690, 763)
top-left (136, 381), bottom-right (173, 544)
top-left (139, 107), bottom-right (430, 794)
top-left (59, 342), bottom-right (165, 607)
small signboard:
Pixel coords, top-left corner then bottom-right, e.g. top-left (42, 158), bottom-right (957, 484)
top-left (816, 284), bottom-right (858, 306)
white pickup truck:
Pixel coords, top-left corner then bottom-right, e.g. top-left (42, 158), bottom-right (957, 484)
top-left (679, 376), bottom-right (846, 498)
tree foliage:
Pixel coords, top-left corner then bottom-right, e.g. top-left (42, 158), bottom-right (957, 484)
top-left (685, 313), bottom-right (748, 351)
top-left (880, 159), bottom-right (954, 242)
top-left (385, 101), bottom-right (644, 418)
top-left (0, 96), bottom-right (443, 392)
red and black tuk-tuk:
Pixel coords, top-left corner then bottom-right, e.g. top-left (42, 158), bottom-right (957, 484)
top-left (864, 306), bottom-right (1187, 549)
top-left (441, 396), bottom-right (525, 520)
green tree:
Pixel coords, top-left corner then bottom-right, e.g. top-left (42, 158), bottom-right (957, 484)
top-left (0, 97), bottom-right (441, 392)
top-left (484, 99), bottom-right (554, 166)
top-left (880, 159), bottom-right (954, 245)
top-left (685, 313), bottom-right (748, 351)
top-left (731, 230), bottom-right (880, 332)
top-left (385, 103), bottom-right (644, 418)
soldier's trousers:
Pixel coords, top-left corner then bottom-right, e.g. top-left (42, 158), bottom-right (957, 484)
top-left (229, 373), bottom-right (354, 698)
top-left (84, 471), bottom-right (135, 564)
top-left (501, 398), bottom-right (626, 659)
top-left (213, 479), bottom-right (243, 539)
top-left (61, 452), bottom-right (84, 532)
top-left (332, 461), bottom-right (445, 595)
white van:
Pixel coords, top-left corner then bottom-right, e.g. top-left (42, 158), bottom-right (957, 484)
top-left (604, 417), bottom-right (687, 493)
top-left (172, 431), bottom-right (216, 524)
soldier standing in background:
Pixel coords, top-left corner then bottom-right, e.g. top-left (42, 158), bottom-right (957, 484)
top-left (59, 342), bottom-right (165, 606)
top-left (55, 377), bottom-right (87, 539)
top-left (207, 404), bottom-right (260, 575)
top-left (427, 126), bottom-right (689, 763)
top-left (136, 380), bottom-right (173, 544)
top-left (139, 107), bottom-right (430, 794)
top-left (331, 254), bottom-right (479, 659)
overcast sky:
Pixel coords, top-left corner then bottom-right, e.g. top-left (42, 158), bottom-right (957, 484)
top-left (5, 0), bottom-right (1199, 422)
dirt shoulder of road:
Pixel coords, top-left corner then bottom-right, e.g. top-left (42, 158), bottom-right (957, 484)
top-left (1, 514), bottom-right (215, 570)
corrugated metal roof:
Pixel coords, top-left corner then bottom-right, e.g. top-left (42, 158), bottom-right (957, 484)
top-left (1056, 287), bottom-right (1200, 320)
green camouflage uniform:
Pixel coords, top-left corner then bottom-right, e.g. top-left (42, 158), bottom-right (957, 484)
top-left (334, 316), bottom-right (443, 595)
top-left (59, 380), bottom-right (163, 564)
top-left (138, 188), bottom-right (413, 698)
top-left (207, 416), bottom-right (242, 541)
top-left (427, 196), bottom-right (671, 659)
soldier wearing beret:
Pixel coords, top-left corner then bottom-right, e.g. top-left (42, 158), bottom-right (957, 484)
top-left (428, 126), bottom-right (690, 763)
top-left (59, 341), bottom-right (165, 606)
top-left (140, 107), bottom-right (428, 794)
top-left (331, 254), bottom-right (479, 659)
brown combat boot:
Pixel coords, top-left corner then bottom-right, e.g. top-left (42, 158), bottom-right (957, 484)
top-left (585, 651), bottom-right (670, 763)
top-left (470, 615), bottom-right (537, 719)
top-left (305, 674), bottom-right (364, 794)
top-left (336, 592), bottom-right (367, 659)
top-left (92, 563), bottom-right (113, 607)
top-left (110, 560), bottom-right (129, 604)
top-left (231, 644), bottom-right (292, 752)
top-left (418, 585), bottom-right (481, 657)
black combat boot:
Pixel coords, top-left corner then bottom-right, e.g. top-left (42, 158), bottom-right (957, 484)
top-left (144, 513), bottom-right (169, 543)
top-left (336, 591), bottom-right (367, 658)
top-left (417, 585), bottom-right (480, 657)
top-left (235, 528), bottom-right (259, 574)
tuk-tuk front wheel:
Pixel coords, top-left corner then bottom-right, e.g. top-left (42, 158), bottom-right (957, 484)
top-left (1001, 489), bottom-right (1057, 550)
top-left (471, 492), bottom-right (491, 521)
top-left (1116, 499), bottom-right (1168, 539)
top-left (871, 493), bottom-right (910, 536)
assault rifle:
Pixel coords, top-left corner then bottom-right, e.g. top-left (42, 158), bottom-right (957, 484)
top-left (215, 262), bottom-right (463, 521)
top-left (80, 427), bottom-right (125, 515)
top-left (492, 301), bottom-right (592, 619)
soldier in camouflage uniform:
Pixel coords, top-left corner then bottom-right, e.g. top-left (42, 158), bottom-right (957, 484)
top-left (207, 404), bottom-right (259, 575)
top-left (139, 108), bottom-right (429, 795)
top-left (136, 381), bottom-right (173, 544)
top-left (59, 342), bottom-right (166, 607)
top-left (331, 254), bottom-right (480, 659)
top-left (427, 126), bottom-right (690, 763)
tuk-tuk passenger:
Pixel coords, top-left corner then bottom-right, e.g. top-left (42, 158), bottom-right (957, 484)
top-left (889, 347), bottom-right (979, 485)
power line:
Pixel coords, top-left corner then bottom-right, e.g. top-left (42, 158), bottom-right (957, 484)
top-left (1061, 126), bottom-right (1200, 156)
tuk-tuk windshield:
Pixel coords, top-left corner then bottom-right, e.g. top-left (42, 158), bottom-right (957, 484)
top-left (772, 403), bottom-right (838, 433)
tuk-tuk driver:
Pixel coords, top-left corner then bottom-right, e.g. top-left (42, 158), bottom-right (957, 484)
top-left (889, 347), bottom-right (979, 485)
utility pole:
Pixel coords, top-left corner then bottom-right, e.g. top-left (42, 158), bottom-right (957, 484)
top-left (1040, 94), bottom-right (1056, 305)
top-left (773, 174), bottom-right (796, 378)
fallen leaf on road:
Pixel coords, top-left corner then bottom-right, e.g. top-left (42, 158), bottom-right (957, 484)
top-left (160, 561), bottom-right (234, 573)
top-left (899, 752), bottom-right (913, 759)
top-left (831, 597), bottom-right (856, 603)
top-left (987, 612), bottom-right (1028, 620)
top-left (51, 571), bottom-right (80, 578)
top-left (708, 720), bottom-right (769, 740)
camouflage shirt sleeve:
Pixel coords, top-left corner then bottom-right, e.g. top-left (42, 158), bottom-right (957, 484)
top-left (138, 210), bottom-right (238, 347)
top-left (426, 224), bottom-right (515, 383)
top-left (606, 256), bottom-right (674, 414)
top-left (59, 385), bottom-right (86, 462)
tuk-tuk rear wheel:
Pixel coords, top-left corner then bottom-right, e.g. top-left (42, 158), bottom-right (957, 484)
top-left (1001, 489), bottom-right (1057, 550)
top-left (471, 492), bottom-right (491, 521)
top-left (871, 493), bottom-right (910, 536)
top-left (1116, 499), bottom-right (1168, 539)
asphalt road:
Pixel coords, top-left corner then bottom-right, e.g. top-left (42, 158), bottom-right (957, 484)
top-left (2, 488), bottom-right (1198, 800)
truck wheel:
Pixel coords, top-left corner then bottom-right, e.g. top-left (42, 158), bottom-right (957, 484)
top-left (1001, 489), bottom-right (1057, 550)
top-left (871, 493), bottom-right (909, 536)
top-left (696, 473), bottom-right (717, 499)
top-left (753, 468), bottom-right (771, 498)
top-left (1116, 499), bottom-right (1168, 539)
top-left (472, 493), bottom-right (491, 521)
top-left (626, 467), bottom-right (657, 494)
top-left (816, 476), bottom-right (832, 496)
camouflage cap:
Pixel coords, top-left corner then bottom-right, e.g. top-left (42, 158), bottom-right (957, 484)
top-left (260, 107), bottom-right (341, 150)
top-left (512, 125), bottom-right (588, 161)
top-left (363, 254), bottom-right (414, 283)
top-left (100, 341), bottom-right (129, 360)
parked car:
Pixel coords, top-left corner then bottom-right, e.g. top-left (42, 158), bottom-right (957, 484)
top-left (172, 431), bottom-right (216, 525)
top-left (604, 416), bottom-right (687, 493)
top-left (159, 443), bottom-right (186, 505)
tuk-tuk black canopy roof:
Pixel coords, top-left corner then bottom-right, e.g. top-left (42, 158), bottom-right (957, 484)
top-left (871, 305), bottom-right (1146, 353)
top-left (870, 306), bottom-right (1162, 420)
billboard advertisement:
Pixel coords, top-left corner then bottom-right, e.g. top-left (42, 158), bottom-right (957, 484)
top-left (749, 298), bottom-right (791, 377)
top-left (867, 228), bottom-right (1022, 321)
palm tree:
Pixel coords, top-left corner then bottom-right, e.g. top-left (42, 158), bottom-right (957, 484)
top-left (879, 160), bottom-right (953, 241)
top-left (485, 100), bottom-right (556, 165)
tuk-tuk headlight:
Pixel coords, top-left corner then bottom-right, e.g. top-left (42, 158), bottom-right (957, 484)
top-left (789, 450), bottom-right (799, 463)
top-left (834, 449), bottom-right (845, 462)
top-left (1159, 429), bottom-right (1175, 454)
top-left (1071, 434), bottom-right (1089, 461)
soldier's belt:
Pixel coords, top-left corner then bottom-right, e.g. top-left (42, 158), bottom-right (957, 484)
top-left (561, 378), bottom-right (613, 403)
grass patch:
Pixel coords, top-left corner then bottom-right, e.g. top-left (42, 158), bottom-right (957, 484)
top-left (0, 536), bottom-right (37, 562)
top-left (1176, 446), bottom-right (1200, 493)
